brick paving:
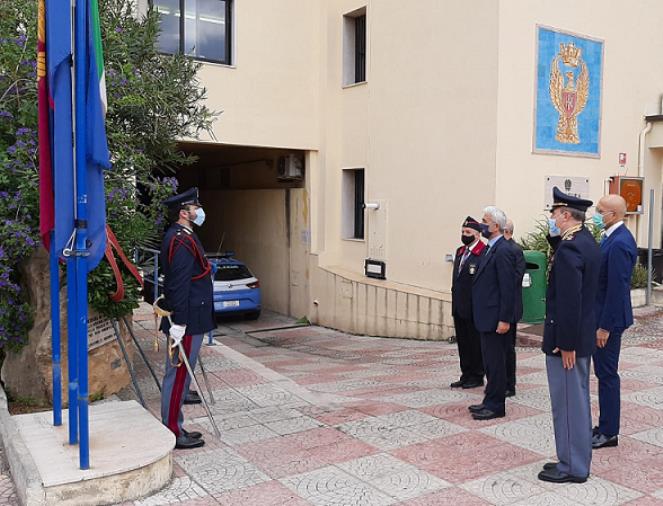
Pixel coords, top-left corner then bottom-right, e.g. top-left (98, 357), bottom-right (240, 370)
top-left (4, 306), bottom-right (663, 505)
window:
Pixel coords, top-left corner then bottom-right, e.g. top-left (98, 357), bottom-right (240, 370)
top-left (342, 169), bottom-right (365, 240)
top-left (153, 0), bottom-right (232, 64)
top-left (343, 8), bottom-right (367, 86)
top-left (214, 264), bottom-right (253, 281)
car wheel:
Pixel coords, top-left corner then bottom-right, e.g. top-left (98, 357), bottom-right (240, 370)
top-left (246, 310), bottom-right (261, 320)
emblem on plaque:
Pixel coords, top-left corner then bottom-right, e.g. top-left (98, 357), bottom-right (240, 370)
top-left (549, 43), bottom-right (589, 144)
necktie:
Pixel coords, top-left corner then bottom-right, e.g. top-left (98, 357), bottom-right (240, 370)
top-left (459, 248), bottom-right (471, 272)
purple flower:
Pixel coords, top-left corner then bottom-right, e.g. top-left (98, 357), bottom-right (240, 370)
top-left (0, 111), bottom-right (13, 119)
top-left (115, 26), bottom-right (123, 33)
top-left (16, 127), bottom-right (32, 137)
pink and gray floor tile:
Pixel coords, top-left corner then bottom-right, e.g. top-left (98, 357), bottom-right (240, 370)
top-left (6, 307), bottom-right (663, 505)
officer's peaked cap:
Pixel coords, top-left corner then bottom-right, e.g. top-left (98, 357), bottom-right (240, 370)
top-left (462, 216), bottom-right (482, 232)
top-left (551, 186), bottom-right (592, 213)
top-left (163, 187), bottom-right (201, 210)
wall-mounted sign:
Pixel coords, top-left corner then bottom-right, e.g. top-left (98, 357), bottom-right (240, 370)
top-left (544, 176), bottom-right (590, 209)
top-left (364, 259), bottom-right (386, 280)
top-left (533, 26), bottom-right (604, 158)
top-left (619, 153), bottom-right (627, 166)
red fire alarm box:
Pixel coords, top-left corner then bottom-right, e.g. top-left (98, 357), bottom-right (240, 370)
top-left (609, 177), bottom-right (644, 214)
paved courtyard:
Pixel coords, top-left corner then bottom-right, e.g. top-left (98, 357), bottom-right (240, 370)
top-left (4, 306), bottom-right (663, 505)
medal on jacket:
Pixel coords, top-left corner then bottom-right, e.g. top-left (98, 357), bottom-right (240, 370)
top-left (469, 263), bottom-right (477, 275)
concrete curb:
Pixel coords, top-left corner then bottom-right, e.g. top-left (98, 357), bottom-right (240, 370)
top-left (0, 384), bottom-right (45, 506)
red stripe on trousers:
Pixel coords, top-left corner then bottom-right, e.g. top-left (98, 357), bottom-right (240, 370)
top-left (167, 334), bottom-right (192, 436)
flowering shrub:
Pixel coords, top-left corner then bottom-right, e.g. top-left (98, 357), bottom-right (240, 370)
top-left (0, 0), bottom-right (214, 346)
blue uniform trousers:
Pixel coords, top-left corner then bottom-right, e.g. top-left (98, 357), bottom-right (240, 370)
top-left (546, 354), bottom-right (592, 479)
top-left (506, 325), bottom-right (517, 392)
top-left (161, 333), bottom-right (204, 437)
top-left (480, 331), bottom-right (508, 414)
top-left (593, 329), bottom-right (623, 437)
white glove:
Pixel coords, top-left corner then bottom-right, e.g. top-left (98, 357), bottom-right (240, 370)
top-left (169, 324), bottom-right (186, 348)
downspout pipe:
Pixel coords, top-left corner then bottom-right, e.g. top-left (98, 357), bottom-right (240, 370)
top-left (636, 121), bottom-right (652, 244)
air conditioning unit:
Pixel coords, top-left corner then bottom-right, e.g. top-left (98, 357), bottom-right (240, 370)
top-left (277, 154), bottom-right (304, 181)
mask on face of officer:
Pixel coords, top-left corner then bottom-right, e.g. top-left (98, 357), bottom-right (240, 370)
top-left (461, 234), bottom-right (474, 246)
top-left (193, 207), bottom-right (206, 226)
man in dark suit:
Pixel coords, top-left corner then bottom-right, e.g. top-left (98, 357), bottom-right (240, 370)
top-left (468, 206), bottom-right (517, 420)
top-left (451, 217), bottom-right (488, 389)
top-left (591, 194), bottom-right (637, 449)
top-left (504, 219), bottom-right (526, 397)
top-left (538, 187), bottom-right (600, 484)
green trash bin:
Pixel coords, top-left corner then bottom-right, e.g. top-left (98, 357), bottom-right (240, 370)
top-left (521, 250), bottom-right (547, 324)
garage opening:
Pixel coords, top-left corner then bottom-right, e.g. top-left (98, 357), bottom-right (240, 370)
top-left (161, 142), bottom-right (311, 320)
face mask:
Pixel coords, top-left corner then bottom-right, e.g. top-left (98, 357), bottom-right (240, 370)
top-left (461, 235), bottom-right (475, 246)
top-left (592, 213), bottom-right (605, 229)
top-left (479, 223), bottom-right (491, 239)
top-left (192, 207), bottom-right (206, 226)
top-left (548, 217), bottom-right (561, 237)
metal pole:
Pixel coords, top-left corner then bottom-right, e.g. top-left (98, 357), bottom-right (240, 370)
top-left (121, 316), bottom-right (161, 392)
top-left (73, 0), bottom-right (89, 470)
top-left (647, 189), bottom-right (655, 305)
top-left (50, 234), bottom-right (62, 426)
top-left (153, 252), bottom-right (159, 300)
top-left (66, 260), bottom-right (78, 443)
top-left (112, 320), bottom-right (146, 407)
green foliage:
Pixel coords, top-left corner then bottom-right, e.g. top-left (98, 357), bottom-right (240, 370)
top-left (0, 0), bottom-right (39, 350)
top-left (631, 262), bottom-right (654, 290)
top-left (0, 0), bottom-right (215, 348)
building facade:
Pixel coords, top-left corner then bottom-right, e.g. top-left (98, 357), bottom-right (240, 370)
top-left (146, 0), bottom-right (663, 339)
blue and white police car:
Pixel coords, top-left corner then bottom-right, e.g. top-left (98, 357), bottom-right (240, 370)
top-left (209, 254), bottom-right (262, 320)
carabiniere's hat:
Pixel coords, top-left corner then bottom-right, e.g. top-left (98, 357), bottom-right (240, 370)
top-left (163, 187), bottom-right (201, 210)
top-left (462, 216), bottom-right (482, 233)
top-left (550, 186), bottom-right (593, 213)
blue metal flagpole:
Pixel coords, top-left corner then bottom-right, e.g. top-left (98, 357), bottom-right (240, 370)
top-left (49, 233), bottom-right (62, 426)
top-left (66, 259), bottom-right (78, 443)
top-left (74, 0), bottom-right (90, 470)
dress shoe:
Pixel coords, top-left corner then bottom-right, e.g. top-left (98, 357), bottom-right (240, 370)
top-left (505, 389), bottom-right (516, 397)
top-left (471, 408), bottom-right (505, 420)
top-left (184, 390), bottom-right (202, 405)
top-left (182, 429), bottom-right (202, 439)
top-left (542, 462), bottom-right (558, 471)
top-left (537, 467), bottom-right (587, 483)
top-left (592, 433), bottom-right (618, 449)
top-left (468, 404), bottom-right (485, 413)
top-left (175, 434), bottom-right (205, 449)
top-left (450, 379), bottom-right (465, 388)
top-left (462, 380), bottom-right (484, 389)
top-left (592, 425), bottom-right (600, 436)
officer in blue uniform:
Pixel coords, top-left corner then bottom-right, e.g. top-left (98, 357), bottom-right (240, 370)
top-left (159, 187), bottom-right (215, 449)
top-left (538, 187), bottom-right (600, 484)
top-left (591, 194), bottom-right (637, 449)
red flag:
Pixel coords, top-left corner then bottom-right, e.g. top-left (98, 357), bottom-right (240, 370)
top-left (38, 0), bottom-right (54, 250)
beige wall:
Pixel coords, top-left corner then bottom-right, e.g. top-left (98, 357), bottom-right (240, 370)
top-left (197, 0), bottom-right (322, 150)
top-left (495, 0), bottom-right (663, 248)
top-left (319, 0), bottom-right (500, 294)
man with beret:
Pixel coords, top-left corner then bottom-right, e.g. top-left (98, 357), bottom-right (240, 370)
top-left (450, 216), bottom-right (487, 390)
top-left (591, 194), bottom-right (637, 449)
top-left (159, 187), bottom-right (215, 449)
top-left (503, 219), bottom-right (526, 397)
top-left (538, 187), bottom-right (600, 484)
top-left (468, 206), bottom-right (517, 420)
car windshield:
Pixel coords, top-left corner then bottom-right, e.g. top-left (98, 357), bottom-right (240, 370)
top-left (214, 264), bottom-right (253, 281)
